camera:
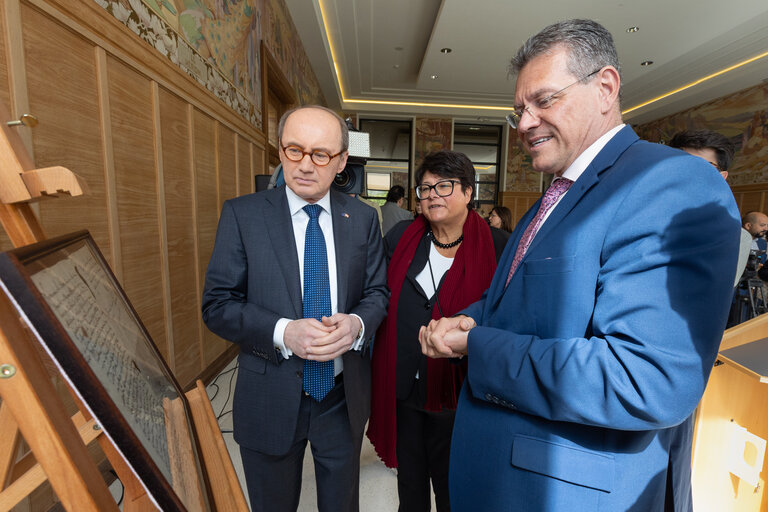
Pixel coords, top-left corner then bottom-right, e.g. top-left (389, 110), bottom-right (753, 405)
top-left (744, 249), bottom-right (763, 277)
top-left (332, 130), bottom-right (370, 195)
top-left (333, 158), bottom-right (365, 195)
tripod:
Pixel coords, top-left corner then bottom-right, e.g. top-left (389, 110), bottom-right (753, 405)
top-left (731, 276), bottom-right (768, 326)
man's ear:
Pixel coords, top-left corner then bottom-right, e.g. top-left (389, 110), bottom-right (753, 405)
top-left (337, 151), bottom-right (349, 172)
top-left (596, 66), bottom-right (621, 114)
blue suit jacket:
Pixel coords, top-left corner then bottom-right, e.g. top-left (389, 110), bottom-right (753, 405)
top-left (201, 187), bottom-right (388, 455)
top-left (451, 126), bottom-right (740, 511)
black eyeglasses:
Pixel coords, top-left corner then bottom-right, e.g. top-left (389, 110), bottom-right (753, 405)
top-left (506, 68), bottom-right (602, 129)
top-left (281, 144), bottom-right (344, 166)
top-left (415, 180), bottom-right (461, 200)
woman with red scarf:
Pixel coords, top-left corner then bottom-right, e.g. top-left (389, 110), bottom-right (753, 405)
top-left (368, 150), bottom-right (509, 511)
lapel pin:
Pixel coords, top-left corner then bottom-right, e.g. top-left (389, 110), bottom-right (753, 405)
top-left (341, 212), bottom-right (350, 218)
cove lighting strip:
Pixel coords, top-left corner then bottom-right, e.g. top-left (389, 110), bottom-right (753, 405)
top-left (317, 1), bottom-right (768, 116)
top-left (621, 50), bottom-right (768, 115)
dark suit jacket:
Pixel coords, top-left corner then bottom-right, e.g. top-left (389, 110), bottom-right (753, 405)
top-left (449, 126), bottom-right (741, 511)
top-left (202, 187), bottom-right (388, 456)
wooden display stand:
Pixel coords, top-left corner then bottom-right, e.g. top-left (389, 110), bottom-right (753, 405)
top-left (0, 103), bottom-right (246, 510)
top-left (692, 314), bottom-right (768, 511)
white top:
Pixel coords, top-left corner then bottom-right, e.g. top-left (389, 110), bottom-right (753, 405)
top-left (415, 243), bottom-right (454, 298)
top-left (272, 186), bottom-right (365, 375)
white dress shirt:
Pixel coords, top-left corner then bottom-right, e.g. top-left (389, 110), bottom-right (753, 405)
top-left (539, 124), bottom-right (626, 228)
top-left (273, 186), bottom-right (365, 375)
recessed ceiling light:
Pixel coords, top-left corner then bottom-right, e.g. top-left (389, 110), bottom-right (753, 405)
top-left (430, 74), bottom-right (439, 80)
top-left (641, 60), bottom-right (654, 66)
top-left (626, 26), bottom-right (639, 33)
top-left (440, 48), bottom-right (452, 54)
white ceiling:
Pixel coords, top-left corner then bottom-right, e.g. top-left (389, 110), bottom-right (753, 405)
top-left (286, 0), bottom-right (768, 125)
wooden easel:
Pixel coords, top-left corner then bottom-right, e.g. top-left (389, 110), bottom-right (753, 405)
top-left (0, 102), bottom-right (247, 510)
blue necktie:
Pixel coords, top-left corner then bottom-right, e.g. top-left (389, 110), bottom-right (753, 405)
top-left (302, 204), bottom-right (335, 401)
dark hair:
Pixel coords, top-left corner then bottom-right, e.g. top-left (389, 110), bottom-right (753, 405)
top-left (385, 185), bottom-right (406, 203)
top-left (415, 150), bottom-right (475, 209)
top-left (668, 130), bottom-right (735, 172)
top-left (510, 19), bottom-right (621, 99)
top-left (491, 205), bottom-right (513, 232)
top-left (277, 105), bottom-right (349, 152)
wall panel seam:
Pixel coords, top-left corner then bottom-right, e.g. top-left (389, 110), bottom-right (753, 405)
top-left (151, 80), bottom-right (175, 370)
top-left (94, 46), bottom-right (122, 280)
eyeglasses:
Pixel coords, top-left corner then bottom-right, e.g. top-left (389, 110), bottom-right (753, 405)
top-left (415, 180), bottom-right (461, 200)
top-left (281, 144), bottom-right (344, 166)
top-left (506, 68), bottom-right (602, 129)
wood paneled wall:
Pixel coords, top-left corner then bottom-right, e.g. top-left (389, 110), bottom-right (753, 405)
top-left (500, 191), bottom-right (541, 229)
top-left (731, 184), bottom-right (768, 218)
top-left (1, 0), bottom-right (268, 388)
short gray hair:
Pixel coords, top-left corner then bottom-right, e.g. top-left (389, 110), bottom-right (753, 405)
top-left (277, 105), bottom-right (349, 152)
top-left (510, 19), bottom-right (621, 93)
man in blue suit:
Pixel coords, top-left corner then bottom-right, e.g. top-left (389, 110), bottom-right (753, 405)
top-left (420, 20), bottom-right (740, 511)
top-left (202, 105), bottom-right (388, 511)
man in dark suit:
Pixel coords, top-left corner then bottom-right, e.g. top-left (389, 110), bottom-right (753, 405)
top-left (202, 105), bottom-right (388, 512)
top-left (421, 20), bottom-right (740, 511)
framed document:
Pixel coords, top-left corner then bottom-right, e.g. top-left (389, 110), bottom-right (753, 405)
top-left (0, 231), bottom-right (211, 511)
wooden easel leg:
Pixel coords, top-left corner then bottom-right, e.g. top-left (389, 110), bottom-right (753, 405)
top-left (97, 435), bottom-right (157, 512)
top-left (0, 202), bottom-right (45, 248)
top-left (0, 290), bottom-right (118, 511)
top-left (0, 401), bottom-right (22, 489)
top-left (186, 380), bottom-right (249, 511)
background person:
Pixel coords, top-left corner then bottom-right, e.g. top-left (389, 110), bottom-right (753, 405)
top-left (202, 105), bottom-right (388, 512)
top-left (368, 150), bottom-right (508, 511)
top-left (743, 211), bottom-right (768, 262)
top-left (420, 19), bottom-right (740, 512)
top-left (488, 205), bottom-right (513, 232)
top-left (381, 184), bottom-right (414, 234)
top-left (668, 129), bottom-right (746, 286)
top-left (668, 129), bottom-right (735, 179)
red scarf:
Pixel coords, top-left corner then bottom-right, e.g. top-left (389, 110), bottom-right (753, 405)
top-left (367, 210), bottom-right (497, 468)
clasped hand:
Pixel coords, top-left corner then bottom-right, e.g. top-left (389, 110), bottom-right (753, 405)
top-left (419, 315), bottom-right (476, 358)
top-left (284, 314), bottom-right (361, 361)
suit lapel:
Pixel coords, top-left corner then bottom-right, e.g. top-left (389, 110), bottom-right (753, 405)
top-left (484, 206), bottom-right (537, 307)
top-left (487, 126), bottom-right (639, 312)
top-left (265, 188), bottom-right (302, 318)
top-left (520, 126), bottom-right (639, 260)
top-left (331, 191), bottom-right (353, 313)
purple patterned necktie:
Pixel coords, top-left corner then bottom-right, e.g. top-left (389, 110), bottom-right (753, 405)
top-left (505, 177), bottom-right (573, 286)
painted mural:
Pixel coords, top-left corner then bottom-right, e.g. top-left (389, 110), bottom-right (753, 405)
top-left (95, 0), bottom-right (326, 128)
top-left (263, 0), bottom-right (324, 105)
top-left (635, 83), bottom-right (768, 186)
top-left (505, 128), bottom-right (541, 192)
top-left (415, 118), bottom-right (452, 169)
top-left (95, 0), bottom-right (260, 125)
